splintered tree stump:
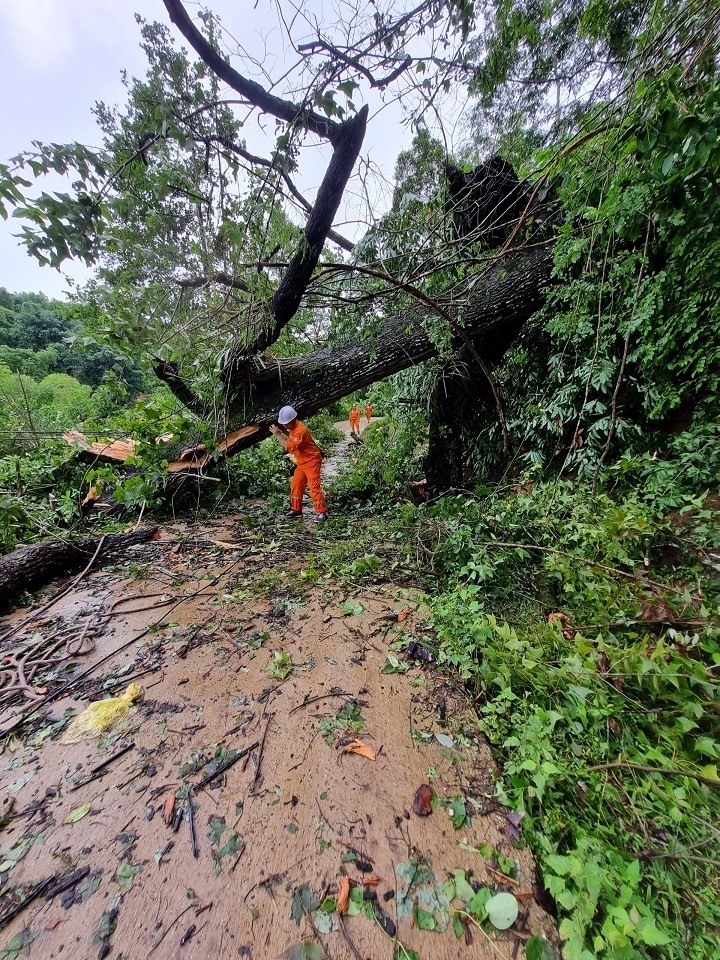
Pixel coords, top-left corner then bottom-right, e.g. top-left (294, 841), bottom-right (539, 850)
top-left (0, 527), bottom-right (159, 608)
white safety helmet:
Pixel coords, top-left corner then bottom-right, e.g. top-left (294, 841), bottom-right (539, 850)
top-left (278, 405), bottom-right (298, 425)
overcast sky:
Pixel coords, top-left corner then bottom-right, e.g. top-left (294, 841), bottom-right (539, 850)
top-left (0, 1), bottom-right (452, 301)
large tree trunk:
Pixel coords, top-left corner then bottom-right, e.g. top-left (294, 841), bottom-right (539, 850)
top-left (209, 246), bottom-right (553, 457)
top-left (0, 528), bottom-right (158, 608)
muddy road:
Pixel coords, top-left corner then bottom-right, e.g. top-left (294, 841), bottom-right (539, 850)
top-left (0, 508), bottom-right (555, 959)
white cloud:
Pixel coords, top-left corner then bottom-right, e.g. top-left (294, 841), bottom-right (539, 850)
top-left (0, 0), bottom-right (76, 72)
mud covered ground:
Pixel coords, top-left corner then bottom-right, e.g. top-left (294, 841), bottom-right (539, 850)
top-left (0, 503), bottom-right (556, 960)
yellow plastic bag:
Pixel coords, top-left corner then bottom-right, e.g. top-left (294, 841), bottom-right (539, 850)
top-left (62, 682), bottom-right (143, 743)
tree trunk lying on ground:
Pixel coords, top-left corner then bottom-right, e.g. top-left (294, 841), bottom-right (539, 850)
top-left (157, 246), bottom-right (554, 460)
top-left (0, 527), bottom-right (159, 608)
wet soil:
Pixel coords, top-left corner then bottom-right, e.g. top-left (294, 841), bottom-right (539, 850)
top-left (0, 508), bottom-right (555, 960)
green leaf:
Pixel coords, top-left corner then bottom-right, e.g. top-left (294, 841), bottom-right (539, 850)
top-left (207, 815), bottom-right (227, 845)
top-left (291, 885), bottom-right (320, 925)
top-left (116, 861), bottom-right (141, 891)
top-left (485, 892), bottom-right (519, 930)
top-left (526, 936), bottom-right (560, 960)
top-left (414, 905), bottom-right (436, 930)
top-left (635, 916), bottom-right (671, 946)
top-left (280, 943), bottom-right (327, 960)
top-left (63, 803), bottom-right (91, 824)
top-left (382, 654), bottom-right (409, 674)
top-left (339, 600), bottom-right (365, 616)
top-left (451, 869), bottom-right (475, 903)
top-left (393, 945), bottom-right (421, 960)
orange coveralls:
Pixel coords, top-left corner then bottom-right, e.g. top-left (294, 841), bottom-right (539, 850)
top-left (287, 420), bottom-right (327, 514)
top-left (365, 404), bottom-right (374, 422)
top-left (349, 408), bottom-right (361, 432)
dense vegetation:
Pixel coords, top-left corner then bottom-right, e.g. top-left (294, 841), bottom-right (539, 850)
top-left (1, 1), bottom-right (718, 957)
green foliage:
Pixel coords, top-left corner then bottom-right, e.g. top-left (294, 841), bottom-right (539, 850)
top-left (0, 288), bottom-right (143, 389)
top-left (330, 412), bottom-right (424, 505)
top-left (422, 475), bottom-right (720, 959)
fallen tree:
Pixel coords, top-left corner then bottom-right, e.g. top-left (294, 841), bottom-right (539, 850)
top-left (3, 0), bottom-right (557, 480)
top-left (0, 527), bottom-right (159, 608)
top-left (158, 246), bottom-right (554, 456)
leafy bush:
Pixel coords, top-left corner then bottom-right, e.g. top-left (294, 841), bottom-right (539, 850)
top-left (423, 476), bottom-right (720, 960)
top-left (330, 412), bottom-right (425, 504)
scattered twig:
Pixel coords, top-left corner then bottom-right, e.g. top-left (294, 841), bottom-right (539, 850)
top-left (338, 914), bottom-right (365, 960)
top-left (179, 923), bottom-right (196, 945)
top-left (587, 761), bottom-right (720, 788)
top-left (0, 875), bottom-right (55, 930)
top-left (250, 717), bottom-right (273, 795)
top-left (193, 740), bottom-right (259, 793)
top-left (288, 727), bottom-right (321, 772)
top-left (2, 554), bottom-right (250, 741)
top-left (289, 688), bottom-right (353, 714)
top-left (69, 742), bottom-right (135, 791)
top-left (486, 865), bottom-right (520, 888)
top-left (186, 786), bottom-right (199, 858)
top-left (44, 866), bottom-right (90, 900)
top-left (148, 904), bottom-right (194, 956)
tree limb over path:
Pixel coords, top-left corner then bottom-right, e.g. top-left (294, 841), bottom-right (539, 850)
top-left (160, 247), bottom-right (554, 460)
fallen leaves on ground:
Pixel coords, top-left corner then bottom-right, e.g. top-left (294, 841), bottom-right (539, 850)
top-left (362, 875), bottom-right (380, 886)
top-left (337, 876), bottom-right (351, 913)
top-left (63, 804), bottom-right (91, 824)
top-left (341, 739), bottom-right (376, 761)
top-left (412, 784), bottom-right (434, 816)
top-left (163, 792), bottom-right (175, 825)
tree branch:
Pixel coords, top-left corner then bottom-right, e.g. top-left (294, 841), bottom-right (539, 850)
top-left (218, 248), bottom-right (553, 432)
top-left (162, 0), bottom-right (341, 143)
top-left (296, 38), bottom-right (412, 89)
top-left (214, 138), bottom-right (354, 251)
top-left (222, 105), bottom-right (368, 371)
top-left (153, 359), bottom-right (207, 417)
top-left (176, 271), bottom-right (250, 291)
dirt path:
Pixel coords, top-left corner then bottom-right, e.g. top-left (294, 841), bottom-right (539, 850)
top-left (321, 419), bottom-right (377, 481)
top-left (0, 510), bottom-right (554, 959)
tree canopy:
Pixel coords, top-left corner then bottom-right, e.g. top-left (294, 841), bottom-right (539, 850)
top-left (0, 0), bottom-right (717, 475)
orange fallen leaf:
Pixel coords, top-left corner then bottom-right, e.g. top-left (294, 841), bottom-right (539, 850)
top-left (342, 739), bottom-right (376, 761)
top-left (337, 876), bottom-right (351, 913)
top-left (362, 875), bottom-right (380, 886)
top-left (396, 608), bottom-right (410, 622)
top-left (81, 485), bottom-right (100, 508)
top-left (412, 783), bottom-right (434, 816)
top-left (163, 791), bottom-right (175, 825)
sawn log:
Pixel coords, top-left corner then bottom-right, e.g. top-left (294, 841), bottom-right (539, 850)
top-left (0, 527), bottom-right (159, 608)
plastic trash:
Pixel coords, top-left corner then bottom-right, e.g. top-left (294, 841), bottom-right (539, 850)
top-left (61, 682), bottom-right (143, 743)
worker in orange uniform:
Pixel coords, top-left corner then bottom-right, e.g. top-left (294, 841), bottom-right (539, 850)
top-left (365, 402), bottom-right (374, 424)
top-left (270, 405), bottom-right (328, 523)
top-left (349, 403), bottom-right (361, 435)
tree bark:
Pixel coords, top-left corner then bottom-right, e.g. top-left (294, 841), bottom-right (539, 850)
top-left (425, 367), bottom-right (470, 494)
top-left (0, 528), bottom-right (158, 608)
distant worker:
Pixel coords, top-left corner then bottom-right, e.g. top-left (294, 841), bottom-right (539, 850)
top-left (349, 404), bottom-right (361, 436)
top-left (270, 406), bottom-right (328, 524)
top-left (365, 403), bottom-right (374, 423)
